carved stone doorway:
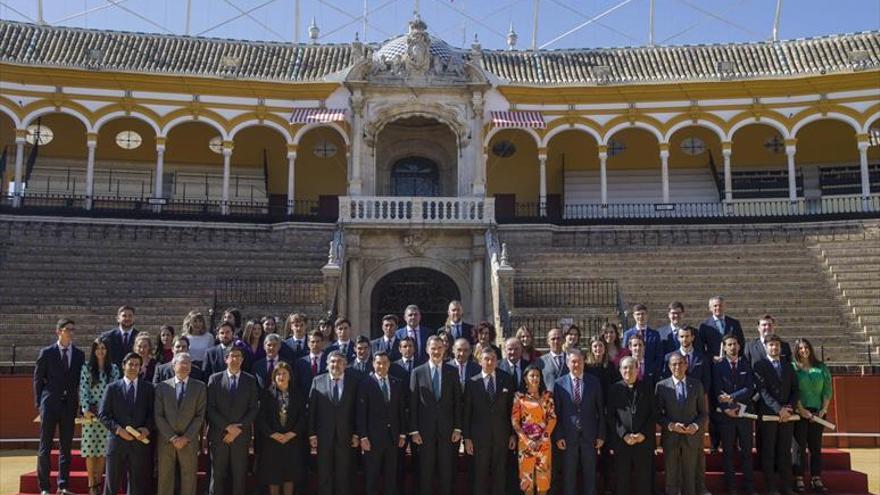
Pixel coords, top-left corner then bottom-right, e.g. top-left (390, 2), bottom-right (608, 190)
top-left (369, 267), bottom-right (460, 337)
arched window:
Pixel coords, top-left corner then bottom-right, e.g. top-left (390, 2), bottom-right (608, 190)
top-left (391, 157), bottom-right (440, 196)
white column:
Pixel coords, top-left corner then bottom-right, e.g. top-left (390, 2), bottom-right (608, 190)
top-left (785, 143), bottom-right (797, 202)
top-left (722, 143), bottom-right (733, 201)
top-left (349, 93), bottom-right (364, 195)
top-left (84, 133), bottom-right (97, 210)
top-left (154, 142), bottom-right (165, 198)
top-left (659, 147), bottom-right (670, 203)
top-left (347, 257), bottom-right (361, 330)
top-left (221, 142), bottom-right (233, 215)
top-left (538, 153), bottom-right (547, 216)
top-left (287, 150), bottom-right (297, 215)
top-left (475, 149), bottom-right (488, 196)
top-left (598, 148), bottom-right (608, 204)
top-left (858, 140), bottom-right (870, 199)
top-left (471, 255), bottom-right (484, 322)
top-left (471, 93), bottom-right (486, 196)
top-left (11, 130), bottom-right (25, 207)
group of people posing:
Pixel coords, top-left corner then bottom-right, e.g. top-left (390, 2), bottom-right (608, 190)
top-left (33, 297), bottom-right (833, 495)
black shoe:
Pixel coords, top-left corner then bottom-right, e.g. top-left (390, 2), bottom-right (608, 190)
top-left (810, 478), bottom-right (827, 493)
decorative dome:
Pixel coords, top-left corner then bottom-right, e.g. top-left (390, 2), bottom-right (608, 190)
top-left (372, 14), bottom-right (460, 65)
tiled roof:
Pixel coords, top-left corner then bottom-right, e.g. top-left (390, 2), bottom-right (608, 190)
top-left (1, 20), bottom-right (877, 85)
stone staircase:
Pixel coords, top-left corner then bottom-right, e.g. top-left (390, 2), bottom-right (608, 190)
top-left (0, 217), bottom-right (334, 365)
top-left (500, 222), bottom-right (879, 365)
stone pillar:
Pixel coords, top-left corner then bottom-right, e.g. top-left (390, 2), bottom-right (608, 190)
top-left (538, 150), bottom-right (548, 216)
top-left (785, 139), bottom-right (798, 202)
top-left (471, 239), bottom-right (485, 322)
top-left (154, 137), bottom-right (166, 199)
top-left (221, 140), bottom-right (233, 215)
top-left (857, 135), bottom-right (871, 199)
top-left (349, 92), bottom-right (365, 195)
top-left (722, 141), bottom-right (733, 201)
top-left (598, 145), bottom-right (608, 205)
top-left (287, 144), bottom-right (297, 215)
top-left (347, 257), bottom-right (361, 331)
top-left (11, 129), bottom-right (25, 207)
top-left (471, 92), bottom-right (486, 196)
top-left (659, 143), bottom-right (670, 203)
top-left (84, 132), bottom-right (98, 210)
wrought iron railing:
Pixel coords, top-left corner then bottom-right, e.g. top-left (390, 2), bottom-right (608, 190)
top-left (507, 314), bottom-right (614, 343)
top-left (513, 279), bottom-right (619, 308)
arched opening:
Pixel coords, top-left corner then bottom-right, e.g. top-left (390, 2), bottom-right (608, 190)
top-left (370, 267), bottom-right (461, 337)
top-left (20, 113), bottom-right (87, 196)
top-left (794, 119), bottom-right (866, 197)
top-left (667, 125), bottom-right (724, 202)
top-left (164, 121), bottom-right (229, 201)
top-left (730, 123), bottom-right (792, 199)
top-left (391, 156), bottom-right (440, 196)
top-left (94, 116), bottom-right (158, 199)
top-left (295, 126), bottom-right (348, 219)
top-left (546, 128), bottom-right (599, 213)
top-left (376, 116), bottom-right (457, 197)
top-left (486, 128), bottom-right (540, 219)
top-left (230, 125), bottom-right (287, 205)
top-left (604, 127), bottom-right (661, 202)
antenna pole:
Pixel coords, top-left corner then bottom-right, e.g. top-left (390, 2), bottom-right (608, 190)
top-left (363, 0), bottom-right (368, 42)
top-left (531, 0), bottom-right (540, 50)
top-left (185, 0), bottom-right (192, 35)
top-left (294, 0), bottom-right (301, 42)
top-left (772, 0), bottom-right (783, 41)
top-left (36, 0), bottom-right (45, 24)
top-left (648, 0), bottom-right (655, 46)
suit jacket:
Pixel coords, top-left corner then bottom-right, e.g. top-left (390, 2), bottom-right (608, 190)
top-left (293, 354), bottom-right (326, 396)
top-left (437, 321), bottom-right (475, 346)
top-left (743, 338), bottom-right (793, 367)
top-left (447, 359), bottom-right (481, 392)
top-left (711, 358), bottom-right (755, 419)
top-left (462, 371), bottom-right (515, 448)
top-left (654, 377), bottom-right (706, 448)
top-left (154, 377), bottom-right (207, 443)
top-left (370, 336), bottom-right (402, 362)
top-left (753, 358), bottom-right (799, 416)
top-left (281, 337), bottom-right (308, 361)
top-left (537, 352), bottom-right (568, 392)
top-left (100, 328), bottom-right (140, 367)
top-left (256, 386), bottom-right (307, 438)
top-left (308, 370), bottom-right (358, 443)
top-left (656, 324), bottom-right (681, 354)
top-left (552, 373), bottom-right (605, 444)
top-left (33, 343), bottom-right (85, 411)
top-left (252, 355), bottom-right (294, 389)
top-left (409, 362), bottom-right (461, 439)
top-left (606, 379), bottom-right (655, 449)
top-left (498, 359), bottom-right (528, 387)
top-left (99, 378), bottom-right (155, 451)
top-left (356, 374), bottom-right (407, 450)
top-left (153, 361), bottom-right (205, 384)
top-left (662, 349), bottom-right (711, 389)
top-left (324, 341), bottom-right (357, 364)
top-left (203, 344), bottom-right (230, 378)
top-left (390, 358), bottom-right (417, 383)
top-left (205, 371), bottom-right (259, 441)
top-left (395, 326), bottom-right (435, 365)
top-left (622, 327), bottom-right (664, 375)
top-left (697, 316), bottom-right (744, 358)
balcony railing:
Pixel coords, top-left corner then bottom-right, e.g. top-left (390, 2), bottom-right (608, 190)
top-left (338, 196), bottom-right (495, 225)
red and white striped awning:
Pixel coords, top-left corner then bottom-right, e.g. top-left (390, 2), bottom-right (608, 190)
top-left (490, 111), bottom-right (545, 129)
top-left (290, 108), bottom-right (347, 124)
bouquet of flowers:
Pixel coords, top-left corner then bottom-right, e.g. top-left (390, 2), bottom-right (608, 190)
top-left (522, 423), bottom-right (545, 440)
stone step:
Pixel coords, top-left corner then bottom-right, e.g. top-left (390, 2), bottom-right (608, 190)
top-left (837, 280), bottom-right (880, 289)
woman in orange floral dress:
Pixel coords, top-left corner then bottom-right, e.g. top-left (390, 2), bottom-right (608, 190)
top-left (512, 365), bottom-right (557, 495)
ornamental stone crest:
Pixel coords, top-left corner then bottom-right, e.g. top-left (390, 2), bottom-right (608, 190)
top-left (402, 230), bottom-right (429, 256)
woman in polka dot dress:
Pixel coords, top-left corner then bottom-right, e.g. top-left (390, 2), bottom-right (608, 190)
top-left (79, 337), bottom-right (120, 495)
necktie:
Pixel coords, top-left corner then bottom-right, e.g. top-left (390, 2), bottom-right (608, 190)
top-left (676, 381), bottom-right (685, 403)
top-left (381, 378), bottom-right (390, 403)
top-left (332, 379), bottom-right (340, 404)
top-left (772, 360), bottom-right (781, 377)
top-left (716, 319), bottom-right (725, 335)
top-left (61, 347), bottom-right (69, 371)
top-left (459, 363), bottom-right (465, 384)
top-left (487, 375), bottom-right (496, 401)
top-left (730, 360), bottom-right (737, 376)
top-left (454, 324), bottom-right (461, 338)
top-left (573, 377), bottom-right (581, 404)
top-left (432, 367), bottom-right (441, 401)
top-left (126, 382), bottom-right (135, 407)
top-left (267, 358), bottom-right (275, 378)
top-left (406, 360), bottom-right (412, 373)
top-left (686, 353), bottom-right (692, 368)
top-left (122, 332), bottom-right (128, 349)
top-left (412, 329), bottom-right (420, 356)
top-left (555, 355), bottom-right (563, 371)
top-left (311, 357), bottom-right (318, 376)
top-left (177, 381), bottom-right (186, 406)
top-left (230, 375), bottom-right (238, 395)
top-left (340, 343), bottom-right (347, 355)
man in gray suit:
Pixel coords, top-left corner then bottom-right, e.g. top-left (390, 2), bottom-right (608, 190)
top-left (154, 353), bottom-right (206, 495)
top-left (206, 346), bottom-right (259, 495)
top-left (538, 328), bottom-right (568, 392)
top-left (655, 352), bottom-right (707, 495)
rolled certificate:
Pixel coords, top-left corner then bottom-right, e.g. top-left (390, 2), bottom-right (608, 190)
top-left (761, 414), bottom-right (801, 422)
top-left (715, 403), bottom-right (759, 420)
top-left (125, 425), bottom-right (150, 444)
top-left (810, 415), bottom-right (837, 431)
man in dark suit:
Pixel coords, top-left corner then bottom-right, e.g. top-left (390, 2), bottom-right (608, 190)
top-left (350, 335), bottom-right (374, 375)
top-left (463, 347), bottom-right (515, 495)
top-left (538, 328), bottom-right (568, 393)
top-left (372, 314), bottom-right (402, 362)
top-left (206, 346), bottom-right (259, 495)
top-left (437, 300), bottom-right (475, 346)
top-left (396, 304), bottom-right (434, 365)
top-left (713, 334), bottom-right (758, 495)
top-left (697, 296), bottom-right (744, 359)
top-left (99, 352), bottom-right (155, 495)
top-left (656, 301), bottom-right (686, 354)
top-left (607, 356), bottom-right (655, 495)
top-left (154, 352), bottom-right (207, 495)
top-left (754, 334), bottom-right (799, 495)
top-left (325, 317), bottom-right (357, 364)
top-left (99, 305), bottom-right (138, 367)
top-left (33, 318), bottom-right (86, 495)
top-left (655, 352), bottom-right (707, 495)
top-left (252, 333), bottom-right (292, 389)
top-left (622, 304), bottom-right (664, 376)
top-left (281, 312), bottom-right (309, 361)
top-left (357, 351), bottom-right (408, 495)
top-left (309, 350), bottom-right (360, 495)
top-left (203, 322), bottom-right (237, 377)
top-left (294, 330), bottom-right (327, 396)
top-left (627, 335), bottom-right (659, 389)
top-left (553, 349), bottom-right (605, 495)
top-left (449, 338), bottom-right (481, 392)
top-left (390, 337), bottom-right (417, 382)
top-left (154, 336), bottom-right (205, 384)
top-left (410, 335), bottom-right (462, 495)
top-left (499, 337), bottom-right (528, 387)
top-left (744, 314), bottom-right (793, 367)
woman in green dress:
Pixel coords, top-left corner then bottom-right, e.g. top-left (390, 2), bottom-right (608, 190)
top-left (792, 338), bottom-right (832, 493)
top-left (79, 338), bottom-right (120, 495)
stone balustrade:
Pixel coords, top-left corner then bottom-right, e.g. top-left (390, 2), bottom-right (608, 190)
top-left (338, 196), bottom-right (495, 225)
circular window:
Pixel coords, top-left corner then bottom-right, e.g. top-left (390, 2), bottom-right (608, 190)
top-left (313, 140), bottom-right (338, 158)
top-left (115, 130), bottom-right (143, 150)
top-left (25, 124), bottom-right (53, 145)
top-left (680, 136), bottom-right (706, 156)
top-left (607, 138), bottom-right (626, 157)
top-left (208, 136), bottom-right (223, 154)
top-left (491, 140), bottom-right (516, 158)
